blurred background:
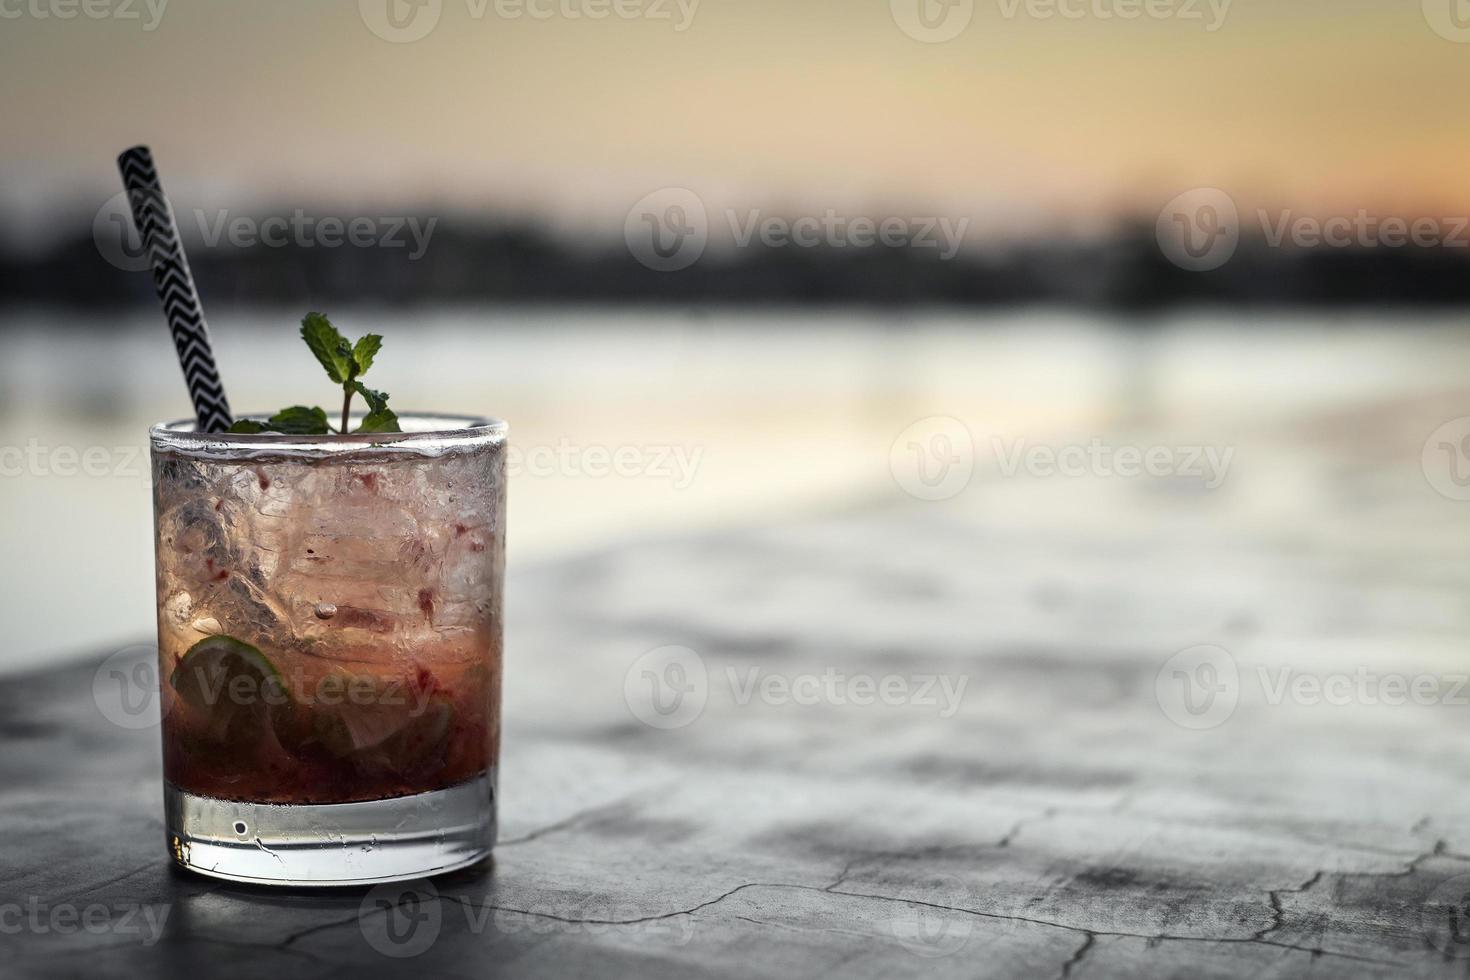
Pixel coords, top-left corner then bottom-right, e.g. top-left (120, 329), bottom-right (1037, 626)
top-left (3, 0), bottom-right (1470, 670)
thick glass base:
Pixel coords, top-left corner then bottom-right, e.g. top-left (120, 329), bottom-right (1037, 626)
top-left (164, 771), bottom-right (495, 887)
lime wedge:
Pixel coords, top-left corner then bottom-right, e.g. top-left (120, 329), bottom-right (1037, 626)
top-left (170, 635), bottom-right (292, 744)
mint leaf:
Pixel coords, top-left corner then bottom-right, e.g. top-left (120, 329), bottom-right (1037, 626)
top-left (225, 406), bottom-right (331, 435)
top-left (357, 409), bottom-right (401, 433)
top-left (301, 313), bottom-right (351, 384)
top-left (268, 406), bottom-right (330, 435)
top-left (351, 382), bottom-right (400, 432)
top-left (340, 338), bottom-right (359, 381)
top-left (351, 382), bottom-right (389, 414)
top-left (287, 312), bottom-right (401, 434)
top-left (352, 335), bottom-right (383, 377)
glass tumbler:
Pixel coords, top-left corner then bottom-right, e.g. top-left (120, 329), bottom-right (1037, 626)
top-left (150, 413), bottom-right (505, 885)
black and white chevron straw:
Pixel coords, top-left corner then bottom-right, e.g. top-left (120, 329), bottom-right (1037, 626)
top-left (116, 145), bottom-right (233, 432)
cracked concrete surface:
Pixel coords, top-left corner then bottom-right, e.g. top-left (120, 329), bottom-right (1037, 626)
top-left (6, 379), bottom-right (1470, 978)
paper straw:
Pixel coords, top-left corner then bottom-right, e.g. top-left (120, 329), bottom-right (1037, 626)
top-left (116, 145), bottom-right (233, 432)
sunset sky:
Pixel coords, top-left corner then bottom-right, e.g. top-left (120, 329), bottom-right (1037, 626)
top-left (3, 0), bottom-right (1468, 237)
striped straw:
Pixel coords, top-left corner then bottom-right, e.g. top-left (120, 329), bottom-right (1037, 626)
top-left (116, 146), bottom-right (233, 432)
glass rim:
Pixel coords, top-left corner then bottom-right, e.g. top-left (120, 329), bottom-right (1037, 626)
top-left (150, 412), bottom-right (506, 460)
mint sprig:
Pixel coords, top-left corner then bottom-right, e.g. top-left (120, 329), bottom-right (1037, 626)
top-left (225, 313), bottom-right (401, 435)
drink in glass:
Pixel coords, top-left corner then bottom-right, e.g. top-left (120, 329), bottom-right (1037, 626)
top-left (150, 413), bottom-right (505, 885)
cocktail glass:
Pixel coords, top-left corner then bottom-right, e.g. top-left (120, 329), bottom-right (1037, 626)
top-left (150, 413), bottom-right (505, 885)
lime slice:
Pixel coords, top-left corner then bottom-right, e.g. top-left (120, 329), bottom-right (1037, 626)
top-left (170, 635), bottom-right (292, 744)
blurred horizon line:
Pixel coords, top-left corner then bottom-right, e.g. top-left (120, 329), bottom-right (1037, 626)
top-left (7, 203), bottom-right (1470, 313)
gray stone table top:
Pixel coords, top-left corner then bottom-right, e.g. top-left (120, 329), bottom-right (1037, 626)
top-left (7, 385), bottom-right (1470, 979)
